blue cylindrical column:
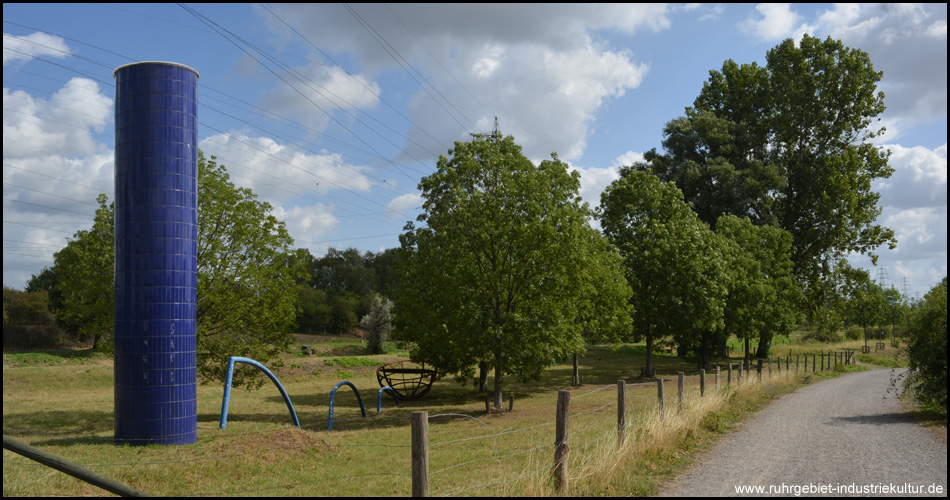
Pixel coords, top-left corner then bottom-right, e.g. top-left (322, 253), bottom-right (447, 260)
top-left (113, 62), bottom-right (199, 445)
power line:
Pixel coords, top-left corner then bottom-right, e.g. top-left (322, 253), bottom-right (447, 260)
top-left (341, 3), bottom-right (476, 136)
top-left (177, 3), bottom-right (427, 182)
top-left (258, 3), bottom-right (447, 157)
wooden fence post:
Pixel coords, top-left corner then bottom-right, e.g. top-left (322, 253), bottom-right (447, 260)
top-left (728, 363), bottom-right (733, 386)
top-left (572, 353), bottom-right (579, 386)
top-left (411, 411), bottom-right (429, 497)
top-left (768, 358), bottom-right (772, 378)
top-left (617, 381), bottom-right (626, 447)
top-left (737, 361), bottom-right (743, 384)
top-left (677, 372), bottom-right (684, 412)
top-left (716, 366), bottom-right (720, 391)
top-left (657, 379), bottom-right (665, 420)
top-left (554, 390), bottom-right (571, 495)
top-left (700, 369), bottom-right (706, 397)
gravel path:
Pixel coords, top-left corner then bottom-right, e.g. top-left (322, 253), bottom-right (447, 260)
top-left (657, 368), bottom-right (947, 497)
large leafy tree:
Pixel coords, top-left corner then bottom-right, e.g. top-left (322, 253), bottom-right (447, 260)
top-left (195, 153), bottom-right (305, 386)
top-left (716, 215), bottom-right (802, 360)
top-left (394, 133), bottom-right (631, 408)
top-left (598, 169), bottom-right (727, 375)
top-left (638, 34), bottom-right (896, 318)
top-left (48, 194), bottom-right (115, 350)
top-left (39, 152), bottom-right (304, 387)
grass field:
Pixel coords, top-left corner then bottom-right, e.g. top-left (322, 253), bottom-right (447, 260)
top-left (2, 332), bottom-right (893, 496)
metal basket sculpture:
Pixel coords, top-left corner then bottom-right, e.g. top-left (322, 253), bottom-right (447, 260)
top-left (376, 361), bottom-right (437, 400)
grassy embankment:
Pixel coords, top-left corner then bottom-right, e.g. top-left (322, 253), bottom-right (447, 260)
top-left (2, 332), bottom-right (888, 496)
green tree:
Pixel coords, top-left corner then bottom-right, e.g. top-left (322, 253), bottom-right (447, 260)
top-left (639, 34), bottom-right (896, 318)
top-left (394, 133), bottom-right (631, 408)
top-left (42, 153), bottom-right (304, 387)
top-left (841, 267), bottom-right (888, 349)
top-left (882, 286), bottom-right (907, 339)
top-left (195, 154), bottom-right (305, 386)
top-left (598, 169), bottom-right (726, 375)
top-left (902, 278), bottom-right (947, 412)
top-left (296, 286), bottom-right (331, 333)
top-left (50, 194), bottom-right (115, 350)
top-left (716, 215), bottom-right (802, 361)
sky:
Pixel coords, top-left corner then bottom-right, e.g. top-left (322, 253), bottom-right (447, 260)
top-left (3, 3), bottom-right (946, 300)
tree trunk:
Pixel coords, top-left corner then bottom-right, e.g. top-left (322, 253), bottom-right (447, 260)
top-left (717, 339), bottom-right (728, 359)
top-left (755, 333), bottom-right (772, 359)
top-left (676, 341), bottom-right (688, 358)
top-left (744, 337), bottom-right (751, 365)
top-left (478, 361), bottom-right (488, 393)
top-left (493, 347), bottom-right (504, 409)
top-left (700, 331), bottom-right (711, 371)
top-left (572, 353), bottom-right (579, 385)
top-left (645, 330), bottom-right (655, 378)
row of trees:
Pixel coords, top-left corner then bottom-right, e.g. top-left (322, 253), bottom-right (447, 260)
top-left (8, 34), bottom-right (919, 404)
top-left (638, 34), bottom-right (895, 334)
top-left (390, 34), bottom-right (902, 408)
top-left (294, 247), bottom-right (397, 335)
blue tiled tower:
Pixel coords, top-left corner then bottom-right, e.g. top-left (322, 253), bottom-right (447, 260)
top-left (113, 62), bottom-right (199, 445)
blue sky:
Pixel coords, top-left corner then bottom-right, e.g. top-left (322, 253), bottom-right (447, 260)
top-left (3, 3), bottom-right (946, 300)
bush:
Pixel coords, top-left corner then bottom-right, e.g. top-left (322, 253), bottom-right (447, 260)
top-left (903, 279), bottom-right (947, 412)
top-left (360, 295), bottom-right (393, 355)
top-left (803, 329), bottom-right (842, 343)
top-left (844, 326), bottom-right (862, 341)
top-left (3, 324), bottom-right (65, 349)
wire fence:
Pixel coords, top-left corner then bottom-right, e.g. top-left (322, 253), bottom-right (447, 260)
top-left (4, 355), bottom-right (849, 497)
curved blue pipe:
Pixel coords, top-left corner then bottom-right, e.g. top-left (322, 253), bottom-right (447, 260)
top-left (219, 356), bottom-right (300, 430)
top-left (377, 386), bottom-right (400, 413)
top-left (328, 381), bottom-right (366, 431)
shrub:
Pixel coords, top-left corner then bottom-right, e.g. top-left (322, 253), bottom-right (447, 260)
top-left (360, 295), bottom-right (393, 355)
top-left (844, 326), bottom-right (862, 341)
top-left (2, 324), bottom-right (65, 349)
top-left (903, 278), bottom-right (947, 412)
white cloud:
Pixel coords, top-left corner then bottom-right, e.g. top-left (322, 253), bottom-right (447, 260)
top-left (2, 31), bottom-right (72, 65)
top-left (568, 151), bottom-right (645, 210)
top-left (198, 132), bottom-right (375, 205)
top-left (610, 151), bottom-right (646, 169)
top-left (739, 4), bottom-right (802, 41)
top-left (876, 143), bottom-right (947, 210)
top-left (272, 203), bottom-right (340, 251)
top-left (264, 4), bottom-right (657, 163)
top-left (386, 192), bottom-right (422, 220)
top-left (3, 78), bottom-right (112, 159)
top-left (850, 142), bottom-right (948, 299)
top-left (260, 63), bottom-right (381, 130)
top-left (740, 4), bottom-right (947, 137)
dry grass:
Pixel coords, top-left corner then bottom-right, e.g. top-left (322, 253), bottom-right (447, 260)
top-left (3, 336), bottom-right (855, 497)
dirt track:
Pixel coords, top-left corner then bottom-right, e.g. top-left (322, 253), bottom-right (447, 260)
top-left (657, 369), bottom-right (947, 497)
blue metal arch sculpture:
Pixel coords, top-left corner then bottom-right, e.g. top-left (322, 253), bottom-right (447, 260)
top-left (219, 356), bottom-right (300, 430)
top-left (377, 386), bottom-right (400, 413)
top-left (328, 381), bottom-right (367, 431)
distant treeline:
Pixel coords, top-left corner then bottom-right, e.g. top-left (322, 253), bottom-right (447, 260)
top-left (294, 247), bottom-right (398, 335)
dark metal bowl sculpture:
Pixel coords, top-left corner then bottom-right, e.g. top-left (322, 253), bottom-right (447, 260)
top-left (376, 361), bottom-right (437, 400)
